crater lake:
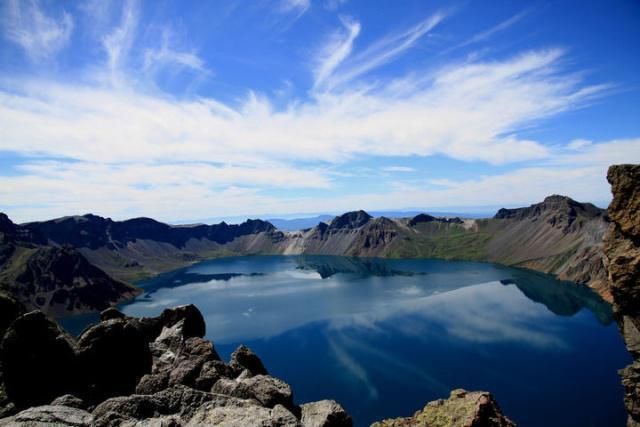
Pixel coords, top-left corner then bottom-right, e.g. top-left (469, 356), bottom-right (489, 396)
top-left (60, 256), bottom-right (630, 426)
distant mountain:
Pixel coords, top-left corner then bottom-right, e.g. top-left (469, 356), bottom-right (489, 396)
top-left (280, 195), bottom-right (608, 298)
top-left (268, 210), bottom-right (493, 231)
top-left (0, 194), bottom-right (611, 312)
top-left (20, 215), bottom-right (278, 283)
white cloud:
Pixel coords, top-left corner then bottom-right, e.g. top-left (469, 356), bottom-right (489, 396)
top-left (313, 16), bottom-right (361, 89)
top-left (102, 0), bottom-right (138, 84)
top-left (3, 0), bottom-right (73, 61)
top-left (449, 9), bottom-right (529, 52)
top-left (325, 0), bottom-right (348, 11)
top-left (382, 166), bottom-right (415, 173)
top-left (317, 12), bottom-right (445, 90)
top-left (0, 46), bottom-right (623, 222)
top-left (143, 30), bottom-right (210, 75)
top-left (278, 0), bottom-right (310, 17)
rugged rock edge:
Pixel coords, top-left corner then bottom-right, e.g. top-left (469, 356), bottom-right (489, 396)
top-left (0, 303), bottom-right (352, 426)
top-left (603, 164), bottom-right (640, 427)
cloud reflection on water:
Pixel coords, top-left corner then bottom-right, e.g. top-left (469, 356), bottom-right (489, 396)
top-left (121, 256), bottom-right (611, 349)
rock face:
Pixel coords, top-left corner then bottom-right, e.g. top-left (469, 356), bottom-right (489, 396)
top-left (371, 389), bottom-right (516, 427)
top-left (0, 304), bottom-right (354, 426)
top-left (603, 164), bottom-right (640, 426)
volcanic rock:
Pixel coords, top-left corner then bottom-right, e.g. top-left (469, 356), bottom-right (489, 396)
top-left (77, 318), bottom-right (152, 403)
top-left (300, 400), bottom-right (353, 427)
top-left (371, 389), bottom-right (515, 427)
top-left (603, 164), bottom-right (640, 426)
top-left (0, 311), bottom-right (78, 409)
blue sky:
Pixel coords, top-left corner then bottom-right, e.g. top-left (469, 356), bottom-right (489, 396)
top-left (1, 0), bottom-right (639, 223)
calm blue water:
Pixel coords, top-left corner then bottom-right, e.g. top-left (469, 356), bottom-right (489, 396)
top-left (60, 256), bottom-right (630, 426)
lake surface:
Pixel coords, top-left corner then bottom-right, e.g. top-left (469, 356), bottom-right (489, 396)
top-left (61, 255), bottom-right (630, 426)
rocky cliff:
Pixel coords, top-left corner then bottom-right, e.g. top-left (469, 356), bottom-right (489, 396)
top-left (283, 196), bottom-right (608, 298)
top-left (0, 215), bottom-right (139, 316)
top-left (0, 303), bottom-right (514, 426)
top-left (603, 164), bottom-right (640, 426)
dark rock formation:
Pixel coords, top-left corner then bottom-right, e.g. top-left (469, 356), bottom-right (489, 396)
top-left (603, 164), bottom-right (640, 426)
top-left (229, 344), bottom-right (269, 376)
top-left (494, 194), bottom-right (604, 227)
top-left (0, 311), bottom-right (78, 410)
top-left (77, 318), bottom-right (152, 404)
top-left (371, 389), bottom-right (515, 427)
top-left (328, 210), bottom-right (372, 230)
top-left (0, 304), bottom-right (353, 426)
top-left (0, 302), bottom-right (519, 426)
top-left (21, 214), bottom-right (276, 250)
top-left (0, 294), bottom-right (24, 339)
top-left (409, 214), bottom-right (464, 226)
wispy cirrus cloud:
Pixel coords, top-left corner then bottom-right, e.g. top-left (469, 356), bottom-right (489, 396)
top-left (314, 12), bottom-right (446, 90)
top-left (450, 9), bottom-right (530, 51)
top-left (313, 16), bottom-right (361, 89)
top-left (278, 0), bottom-right (311, 18)
top-left (2, 0), bottom-right (73, 62)
top-left (143, 30), bottom-right (210, 76)
top-left (102, 0), bottom-right (137, 84)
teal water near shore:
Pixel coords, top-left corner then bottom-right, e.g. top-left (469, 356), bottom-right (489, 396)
top-left (60, 256), bottom-right (630, 426)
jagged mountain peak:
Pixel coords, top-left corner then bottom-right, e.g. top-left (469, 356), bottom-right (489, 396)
top-left (329, 210), bottom-right (372, 230)
top-left (494, 195), bottom-right (604, 221)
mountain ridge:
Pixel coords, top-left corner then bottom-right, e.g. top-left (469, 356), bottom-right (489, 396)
top-left (0, 194), bottom-right (611, 315)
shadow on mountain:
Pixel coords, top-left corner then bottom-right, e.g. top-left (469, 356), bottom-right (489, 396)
top-left (294, 255), bottom-right (426, 279)
top-left (501, 271), bottom-right (613, 325)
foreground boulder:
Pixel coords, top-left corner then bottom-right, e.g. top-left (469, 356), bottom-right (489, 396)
top-left (0, 405), bottom-right (94, 426)
top-left (371, 389), bottom-right (515, 427)
top-left (0, 311), bottom-right (78, 410)
top-left (300, 400), bottom-right (352, 427)
top-left (0, 295), bottom-right (25, 339)
top-left (603, 164), bottom-right (640, 426)
top-left (77, 318), bottom-right (152, 403)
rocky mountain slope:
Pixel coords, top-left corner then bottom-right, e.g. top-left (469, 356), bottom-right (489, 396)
top-left (0, 301), bottom-right (514, 426)
top-left (0, 214), bottom-right (139, 316)
top-left (283, 196), bottom-right (609, 298)
top-left (4, 194), bottom-right (609, 306)
top-left (603, 164), bottom-right (640, 426)
top-left (21, 214), bottom-right (279, 282)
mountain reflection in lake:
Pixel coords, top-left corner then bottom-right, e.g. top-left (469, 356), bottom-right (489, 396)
top-left (60, 256), bottom-right (628, 427)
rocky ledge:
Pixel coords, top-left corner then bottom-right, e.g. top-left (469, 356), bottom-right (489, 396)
top-left (0, 302), bottom-right (352, 426)
top-left (371, 389), bottom-right (515, 427)
top-left (603, 164), bottom-right (640, 426)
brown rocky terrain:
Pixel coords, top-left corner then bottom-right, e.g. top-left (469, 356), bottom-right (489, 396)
top-left (370, 389), bottom-right (515, 427)
top-left (603, 164), bottom-right (640, 426)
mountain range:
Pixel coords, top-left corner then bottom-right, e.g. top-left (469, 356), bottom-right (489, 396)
top-left (0, 194), bottom-right (609, 315)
